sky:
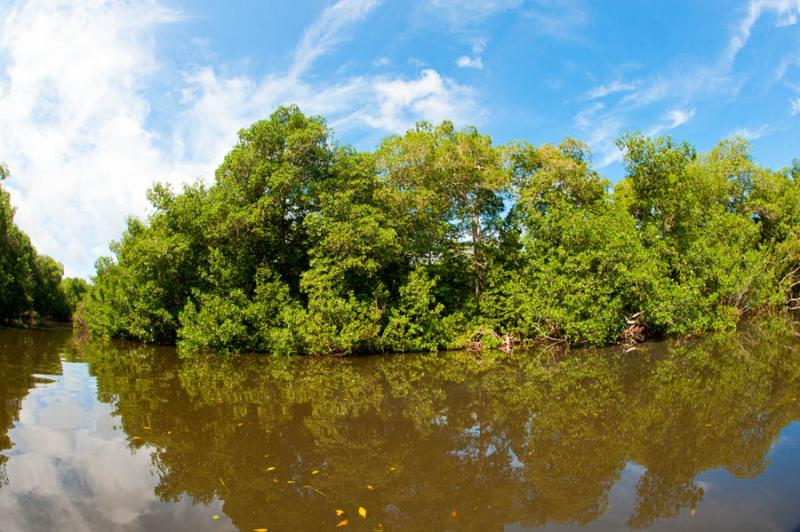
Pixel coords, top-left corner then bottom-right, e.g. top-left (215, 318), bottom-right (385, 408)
top-left (1, 0), bottom-right (799, 278)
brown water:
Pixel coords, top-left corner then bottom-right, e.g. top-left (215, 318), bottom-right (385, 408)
top-left (1, 323), bottom-right (799, 532)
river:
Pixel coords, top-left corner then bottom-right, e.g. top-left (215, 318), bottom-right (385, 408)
top-left (1, 322), bottom-right (799, 531)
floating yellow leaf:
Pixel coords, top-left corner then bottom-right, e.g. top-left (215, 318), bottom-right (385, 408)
top-left (286, 480), bottom-right (295, 484)
top-left (335, 509), bottom-right (345, 516)
top-left (272, 479), bottom-right (279, 484)
top-left (212, 515), bottom-right (221, 520)
top-left (388, 466), bottom-right (396, 472)
top-left (253, 529), bottom-right (268, 532)
top-left (358, 507), bottom-right (367, 518)
top-left (311, 469), bottom-right (320, 475)
top-left (336, 518), bottom-right (349, 527)
top-left (266, 466), bottom-right (276, 471)
top-left (366, 485), bottom-right (374, 490)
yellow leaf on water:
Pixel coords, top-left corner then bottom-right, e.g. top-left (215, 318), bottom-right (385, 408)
top-left (253, 529), bottom-right (268, 532)
top-left (358, 507), bottom-right (367, 518)
top-left (286, 480), bottom-right (295, 484)
top-left (336, 518), bottom-right (349, 527)
top-left (366, 485), bottom-right (374, 490)
top-left (212, 515), bottom-right (221, 520)
top-left (266, 466), bottom-right (276, 471)
top-left (335, 509), bottom-right (345, 516)
top-left (388, 466), bottom-right (395, 472)
top-left (272, 479), bottom-right (279, 484)
top-left (311, 469), bottom-right (320, 475)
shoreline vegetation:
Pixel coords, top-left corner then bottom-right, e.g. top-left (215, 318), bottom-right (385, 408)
top-left (8, 106), bottom-right (800, 355)
top-left (0, 163), bottom-right (87, 327)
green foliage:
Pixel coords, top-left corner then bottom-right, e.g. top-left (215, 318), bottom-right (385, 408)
top-left (382, 266), bottom-right (460, 352)
top-left (0, 165), bottom-right (79, 323)
top-left (77, 107), bottom-right (800, 353)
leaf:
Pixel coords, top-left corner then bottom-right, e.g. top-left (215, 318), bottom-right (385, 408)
top-left (266, 466), bottom-right (276, 471)
top-left (286, 480), bottom-right (295, 484)
top-left (311, 469), bottom-right (320, 475)
top-left (212, 515), bottom-right (221, 520)
top-left (366, 484), bottom-right (374, 490)
top-left (335, 509), bottom-right (345, 517)
top-left (253, 529), bottom-right (268, 532)
top-left (336, 518), bottom-right (349, 527)
top-left (451, 510), bottom-right (458, 518)
top-left (358, 507), bottom-right (367, 518)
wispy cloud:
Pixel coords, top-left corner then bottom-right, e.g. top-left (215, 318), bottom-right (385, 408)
top-left (730, 123), bottom-right (770, 139)
top-left (791, 97), bottom-right (800, 115)
top-left (665, 108), bottom-right (696, 128)
top-left (723, 0), bottom-right (800, 68)
top-left (290, 0), bottom-right (380, 78)
top-left (573, 1), bottom-right (800, 168)
top-left (420, 0), bottom-right (522, 27)
top-left (584, 80), bottom-right (639, 100)
top-left (456, 55), bottom-right (483, 69)
top-left (523, 0), bottom-right (589, 40)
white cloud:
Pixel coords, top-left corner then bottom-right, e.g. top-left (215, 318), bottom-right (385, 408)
top-left (348, 69), bottom-right (480, 131)
top-left (0, 0), bottom-right (183, 277)
top-left (665, 108), bottom-right (696, 128)
top-left (0, 0), bottom-right (483, 277)
top-left (456, 55), bottom-right (484, 69)
top-left (791, 97), bottom-right (800, 115)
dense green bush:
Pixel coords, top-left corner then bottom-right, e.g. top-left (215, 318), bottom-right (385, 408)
top-left (78, 106), bottom-right (800, 354)
top-left (0, 164), bottom-right (83, 324)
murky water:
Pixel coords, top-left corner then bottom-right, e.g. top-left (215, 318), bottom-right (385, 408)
top-left (1, 323), bottom-right (799, 531)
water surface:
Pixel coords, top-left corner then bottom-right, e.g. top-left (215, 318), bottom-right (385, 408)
top-left (1, 323), bottom-right (799, 531)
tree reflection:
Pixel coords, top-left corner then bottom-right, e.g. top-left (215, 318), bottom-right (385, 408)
top-left (51, 320), bottom-right (800, 529)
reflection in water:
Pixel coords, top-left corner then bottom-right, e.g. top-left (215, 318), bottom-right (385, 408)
top-left (0, 321), bottom-right (799, 531)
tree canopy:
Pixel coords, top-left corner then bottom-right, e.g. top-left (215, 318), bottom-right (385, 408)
top-left (0, 165), bottom-right (86, 324)
top-left (77, 106), bottom-right (800, 354)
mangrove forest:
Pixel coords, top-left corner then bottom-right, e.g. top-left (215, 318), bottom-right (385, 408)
top-left (67, 105), bottom-right (800, 355)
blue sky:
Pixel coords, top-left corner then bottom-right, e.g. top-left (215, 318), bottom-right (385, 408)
top-left (1, 0), bottom-right (799, 277)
